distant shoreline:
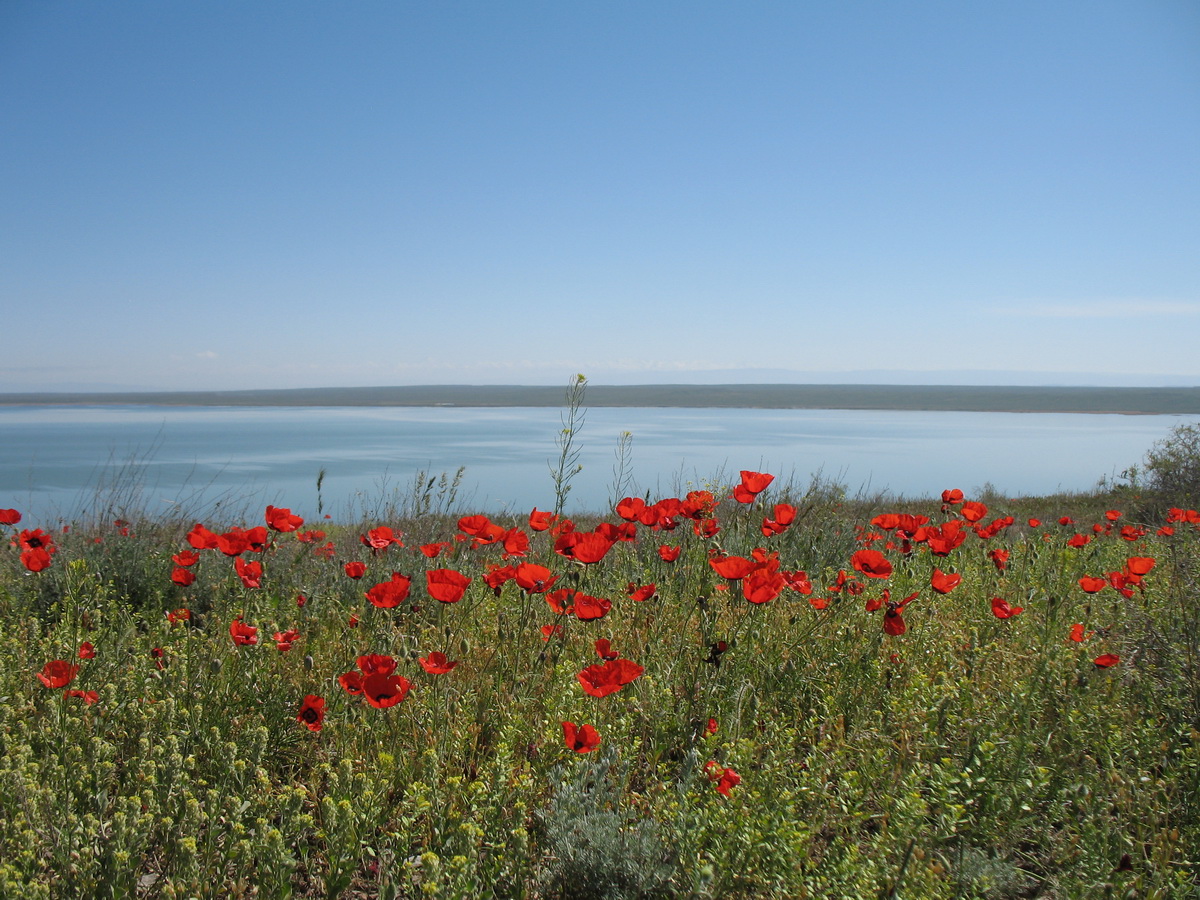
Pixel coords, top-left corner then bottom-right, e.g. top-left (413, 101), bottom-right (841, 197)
top-left (1, 384), bottom-right (1198, 415)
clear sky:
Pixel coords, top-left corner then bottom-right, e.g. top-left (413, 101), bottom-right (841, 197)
top-left (2, 1), bottom-right (1198, 391)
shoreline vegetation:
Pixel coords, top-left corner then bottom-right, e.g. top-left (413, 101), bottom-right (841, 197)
top-left (1, 383), bottom-right (1199, 414)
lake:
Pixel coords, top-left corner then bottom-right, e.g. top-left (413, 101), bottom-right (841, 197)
top-left (0, 405), bottom-right (1187, 523)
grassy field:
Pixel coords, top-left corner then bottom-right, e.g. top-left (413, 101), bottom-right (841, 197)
top-left (2, 459), bottom-right (1198, 899)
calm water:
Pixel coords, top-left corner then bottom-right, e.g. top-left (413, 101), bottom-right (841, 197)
top-left (0, 405), bottom-right (1185, 523)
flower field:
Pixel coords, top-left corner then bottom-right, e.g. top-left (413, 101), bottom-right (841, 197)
top-left (1, 469), bottom-right (1198, 898)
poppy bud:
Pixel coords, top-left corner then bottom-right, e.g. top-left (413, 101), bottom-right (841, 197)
top-left (210, 658), bottom-right (222, 674)
top-left (304, 655), bottom-right (314, 670)
top-left (459, 637), bottom-right (471, 655)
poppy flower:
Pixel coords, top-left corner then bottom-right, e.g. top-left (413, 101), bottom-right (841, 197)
top-left (988, 549), bottom-right (1009, 571)
top-left (693, 518), bottom-right (721, 538)
top-left (355, 653), bottom-right (396, 676)
top-left (925, 521), bottom-right (967, 556)
top-left (883, 591), bottom-right (919, 636)
top-left (1066, 533), bottom-right (1091, 549)
top-left (742, 569), bottom-right (786, 604)
top-left (990, 597), bottom-right (1023, 619)
top-left (705, 761), bottom-right (741, 796)
top-left (710, 555), bottom-right (755, 580)
top-left (78, 642), bottom-right (95, 660)
top-left (20, 548), bottom-right (53, 572)
top-left (265, 505), bottom-right (304, 532)
top-left (216, 527), bottom-right (253, 557)
top-left (851, 549), bottom-right (893, 579)
top-left (419, 651), bottom-right (458, 674)
top-left (562, 721), bottom-right (601, 753)
top-left (529, 508), bottom-right (556, 531)
top-left (615, 497), bottom-right (646, 521)
top-left (1078, 576), bottom-right (1107, 594)
top-left (502, 528), bottom-right (530, 558)
top-left (297, 695), bottom-right (325, 731)
top-left (738, 470), bottom-right (774, 495)
top-left (577, 658), bottom-right (644, 697)
top-left (541, 624), bottom-right (564, 640)
top-left (1069, 623), bottom-right (1094, 643)
top-left (627, 582), bottom-right (657, 602)
top-left (274, 629), bottom-right (301, 652)
top-left (1093, 654), bottom-right (1120, 668)
top-left (658, 545), bottom-right (681, 562)
top-left (514, 563), bottom-right (557, 594)
top-left (365, 572), bottom-right (412, 608)
top-left (344, 561), bottom-right (367, 579)
top-left (234, 558), bottom-right (263, 589)
top-left (229, 617), bottom-right (258, 646)
top-left (361, 526), bottom-right (403, 550)
top-left (704, 717), bottom-right (719, 737)
top-left (37, 659), bottom-right (79, 688)
top-left (338, 671), bottom-right (364, 695)
top-left (960, 501), bottom-right (988, 523)
top-left (1028, 518), bottom-right (1041, 528)
top-left (940, 489), bottom-right (964, 505)
top-left (0, 508), bottom-right (21, 525)
top-left (426, 568), bottom-right (471, 603)
top-left (420, 542), bottom-right (451, 558)
top-left (295, 529), bottom-right (326, 543)
top-left (172, 550), bottom-right (200, 567)
top-left (64, 689), bottom-right (99, 705)
top-left (556, 531), bottom-right (616, 565)
top-left (1058, 516), bottom-right (1075, 525)
top-left (1126, 557), bottom-right (1155, 576)
top-left (1105, 510), bottom-right (1122, 521)
top-left (362, 673), bottom-right (412, 708)
top-left (573, 593), bottom-right (612, 621)
top-left (930, 569), bottom-right (962, 595)
top-left (170, 566), bottom-right (196, 586)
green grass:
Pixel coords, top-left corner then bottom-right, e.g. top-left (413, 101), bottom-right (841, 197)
top-left (1, 477), bottom-right (1198, 899)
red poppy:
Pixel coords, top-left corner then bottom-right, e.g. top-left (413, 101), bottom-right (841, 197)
top-left (1105, 509), bottom-right (1122, 521)
top-left (420, 542), bottom-right (451, 558)
top-left (1028, 518), bottom-right (1041, 528)
top-left (514, 563), bottom-right (557, 594)
top-left (594, 638), bottom-right (619, 660)
top-left (37, 659), bottom-right (79, 688)
top-left (355, 653), bottom-right (396, 676)
top-left (0, 508), bottom-right (21, 525)
top-left (170, 566), bottom-right (196, 586)
top-left (710, 555), bottom-right (755, 580)
top-left (925, 521), bottom-right (967, 556)
top-left (344, 561), bottom-right (367, 579)
top-left (295, 529), bottom-right (326, 543)
top-left (851, 549), bottom-right (893, 579)
top-left (988, 549), bottom-right (1010, 571)
top-left (529, 508), bottom-right (557, 531)
top-left (704, 717), bottom-right (719, 737)
top-left (940, 489), bottom-right (964, 505)
top-left (502, 528), bottom-right (530, 558)
top-left (365, 572), bottom-right (412, 608)
top-left (883, 591), bottom-right (919, 636)
top-left (704, 761), bottom-right (741, 796)
top-left (426, 568), bottom-right (471, 603)
top-left (658, 545), bottom-right (681, 562)
top-left (362, 673), bottom-right (412, 708)
top-left (1078, 576), bottom-right (1107, 594)
top-left (338, 671), bottom-right (364, 695)
top-left (216, 527), bottom-right (258, 557)
top-left (186, 523), bottom-right (219, 550)
top-left (265, 505), bottom-right (304, 532)
top-left (234, 558), bottom-right (263, 589)
top-left (166, 607), bottom-right (191, 625)
top-left (274, 629), bottom-right (301, 652)
top-left (577, 658), bottom-right (644, 697)
top-left (1093, 654), bottom-right (1120, 668)
top-left (990, 597), bottom-right (1023, 619)
top-left (229, 616), bottom-right (258, 646)
top-left (1069, 623), bottom-right (1094, 643)
top-left (627, 582), bottom-right (657, 602)
top-left (742, 569), bottom-right (785, 604)
top-left (739, 470), bottom-right (774, 495)
top-left (562, 721), bottom-right (601, 753)
top-left (1126, 557), bottom-right (1155, 576)
top-left (172, 550), bottom-right (200, 567)
top-left (556, 531), bottom-right (616, 565)
top-left (960, 501), bottom-right (988, 523)
top-left (64, 689), bottom-right (99, 705)
top-left (930, 569), bottom-right (962, 595)
top-left (361, 526), bottom-right (403, 550)
top-left (20, 547), bottom-right (53, 572)
top-left (78, 642), bottom-right (95, 660)
top-left (419, 651), bottom-right (458, 674)
top-left (541, 624), bottom-right (564, 640)
top-left (573, 593), bottom-right (612, 621)
top-left (1066, 533), bottom-right (1091, 549)
top-left (297, 695), bottom-right (325, 732)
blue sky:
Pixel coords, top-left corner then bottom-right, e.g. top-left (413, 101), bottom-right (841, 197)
top-left (2, 1), bottom-right (1198, 391)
